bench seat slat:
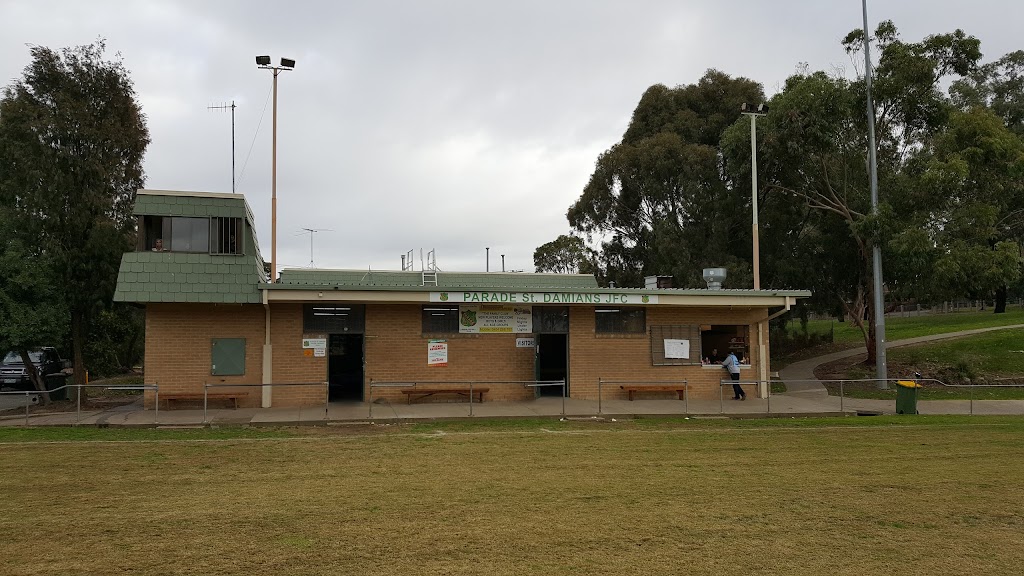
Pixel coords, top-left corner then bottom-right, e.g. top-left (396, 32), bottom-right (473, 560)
top-left (618, 385), bottom-right (687, 401)
top-left (399, 387), bottom-right (489, 404)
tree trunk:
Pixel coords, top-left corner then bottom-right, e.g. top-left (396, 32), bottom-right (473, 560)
top-left (19, 350), bottom-right (51, 405)
top-left (994, 285), bottom-right (1008, 314)
top-left (71, 308), bottom-right (87, 404)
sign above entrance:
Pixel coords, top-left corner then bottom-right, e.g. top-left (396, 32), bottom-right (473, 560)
top-left (431, 292), bottom-right (658, 305)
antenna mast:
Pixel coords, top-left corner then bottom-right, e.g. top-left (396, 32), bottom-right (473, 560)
top-left (298, 228), bottom-right (332, 267)
top-left (208, 100), bottom-right (238, 193)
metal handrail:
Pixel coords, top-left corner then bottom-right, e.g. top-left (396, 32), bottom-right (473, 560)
top-left (1, 383), bottom-right (158, 426)
top-left (524, 380), bottom-right (568, 415)
top-left (203, 381), bottom-right (327, 425)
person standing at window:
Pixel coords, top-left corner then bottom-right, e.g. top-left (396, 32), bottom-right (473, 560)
top-left (722, 351), bottom-right (745, 400)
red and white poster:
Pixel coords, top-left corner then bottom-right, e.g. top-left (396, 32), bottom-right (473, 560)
top-left (427, 340), bottom-right (448, 367)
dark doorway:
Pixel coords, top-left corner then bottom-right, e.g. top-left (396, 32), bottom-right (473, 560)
top-left (328, 334), bottom-right (364, 401)
top-left (535, 334), bottom-right (568, 397)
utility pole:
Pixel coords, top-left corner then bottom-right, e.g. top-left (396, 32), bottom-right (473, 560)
top-left (207, 101), bottom-right (237, 193)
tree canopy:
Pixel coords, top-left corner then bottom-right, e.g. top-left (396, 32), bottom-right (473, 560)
top-left (0, 40), bottom-right (149, 384)
top-left (541, 21), bottom-right (1024, 362)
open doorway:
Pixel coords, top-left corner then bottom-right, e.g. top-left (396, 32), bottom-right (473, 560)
top-left (535, 333), bottom-right (568, 397)
top-left (328, 334), bottom-right (363, 401)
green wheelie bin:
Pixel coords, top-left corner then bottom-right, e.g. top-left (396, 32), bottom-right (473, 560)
top-left (895, 380), bottom-right (920, 414)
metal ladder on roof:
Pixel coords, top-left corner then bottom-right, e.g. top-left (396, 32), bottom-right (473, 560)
top-left (421, 249), bottom-right (438, 286)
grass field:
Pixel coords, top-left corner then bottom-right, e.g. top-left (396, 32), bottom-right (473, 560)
top-left (816, 328), bottom-right (1024, 399)
top-left (796, 307), bottom-right (1024, 346)
top-left (2, 417), bottom-right (1023, 575)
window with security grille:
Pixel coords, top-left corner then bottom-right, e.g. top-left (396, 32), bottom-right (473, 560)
top-left (595, 307), bottom-right (645, 334)
top-left (650, 325), bottom-right (701, 366)
top-left (303, 305), bottom-right (365, 333)
top-left (211, 217), bottom-right (242, 254)
top-left (532, 307), bottom-right (568, 333)
top-left (422, 306), bottom-right (460, 333)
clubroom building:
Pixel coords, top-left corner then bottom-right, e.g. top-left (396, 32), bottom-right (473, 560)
top-left (115, 189), bottom-right (808, 409)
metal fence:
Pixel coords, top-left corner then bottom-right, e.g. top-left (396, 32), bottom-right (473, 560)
top-left (771, 376), bottom-right (1024, 416)
top-left (0, 383), bottom-right (159, 426)
top-left (5, 376), bottom-right (1023, 426)
top-left (202, 381), bottom-right (328, 424)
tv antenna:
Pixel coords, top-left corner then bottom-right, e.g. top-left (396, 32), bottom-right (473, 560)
top-left (296, 228), bottom-right (332, 267)
top-left (208, 100), bottom-right (237, 193)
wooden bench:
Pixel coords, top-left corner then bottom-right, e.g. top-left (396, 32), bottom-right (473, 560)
top-left (399, 387), bottom-right (489, 404)
top-left (160, 392), bottom-right (241, 409)
top-left (620, 385), bottom-right (687, 401)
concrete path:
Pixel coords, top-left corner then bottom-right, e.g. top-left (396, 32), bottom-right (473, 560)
top-left (778, 323), bottom-right (1024, 393)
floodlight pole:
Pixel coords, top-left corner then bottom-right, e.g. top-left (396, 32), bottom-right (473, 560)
top-left (257, 58), bottom-right (294, 284)
top-left (742, 104), bottom-right (769, 397)
top-left (862, 0), bottom-right (888, 389)
top-left (272, 68), bottom-right (279, 283)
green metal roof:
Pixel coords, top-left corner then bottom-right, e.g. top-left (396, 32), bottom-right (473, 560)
top-left (274, 269), bottom-right (600, 290)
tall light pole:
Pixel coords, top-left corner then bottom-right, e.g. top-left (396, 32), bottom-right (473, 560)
top-left (256, 55), bottom-right (296, 283)
top-left (741, 103), bottom-right (768, 290)
top-left (741, 102), bottom-right (769, 396)
top-left (861, 1), bottom-right (888, 389)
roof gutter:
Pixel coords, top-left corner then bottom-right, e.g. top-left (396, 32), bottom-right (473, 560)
top-left (766, 296), bottom-right (794, 321)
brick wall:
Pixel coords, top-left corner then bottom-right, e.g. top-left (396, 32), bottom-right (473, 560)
top-left (365, 304), bottom-right (536, 402)
top-left (270, 303), bottom-right (329, 408)
top-left (144, 303), bottom-right (265, 408)
top-left (145, 301), bottom-right (771, 409)
top-left (567, 306), bottom-right (763, 401)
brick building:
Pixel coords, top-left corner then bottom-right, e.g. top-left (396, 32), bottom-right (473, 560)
top-left (115, 189), bottom-right (809, 409)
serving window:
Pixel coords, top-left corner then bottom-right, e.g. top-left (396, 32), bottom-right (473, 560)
top-left (699, 325), bottom-right (750, 364)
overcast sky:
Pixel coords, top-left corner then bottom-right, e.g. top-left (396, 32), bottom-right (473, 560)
top-left (1, 1), bottom-right (1020, 274)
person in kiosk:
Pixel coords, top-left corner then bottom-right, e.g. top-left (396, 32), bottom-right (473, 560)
top-left (722, 350), bottom-right (745, 400)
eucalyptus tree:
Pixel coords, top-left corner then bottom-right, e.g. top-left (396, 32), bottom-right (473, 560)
top-left (563, 70), bottom-right (765, 289)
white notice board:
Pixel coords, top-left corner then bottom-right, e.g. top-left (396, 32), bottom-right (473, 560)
top-left (664, 339), bottom-right (690, 359)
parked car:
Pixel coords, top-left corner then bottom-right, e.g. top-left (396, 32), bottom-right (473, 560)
top-left (0, 348), bottom-right (65, 391)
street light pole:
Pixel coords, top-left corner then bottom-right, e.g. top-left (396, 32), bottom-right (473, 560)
top-left (741, 102), bottom-right (769, 396)
top-left (256, 56), bottom-right (295, 284)
top-left (861, 1), bottom-right (888, 389)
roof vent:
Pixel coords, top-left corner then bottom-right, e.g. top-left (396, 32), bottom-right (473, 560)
top-left (645, 275), bottom-right (673, 289)
top-left (702, 268), bottom-right (727, 290)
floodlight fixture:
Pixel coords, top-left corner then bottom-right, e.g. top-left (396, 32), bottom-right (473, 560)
top-left (256, 55), bottom-right (271, 66)
top-left (740, 102), bottom-right (768, 115)
top-left (280, 57), bottom-right (296, 69)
